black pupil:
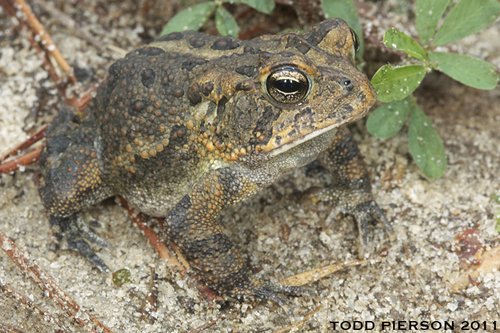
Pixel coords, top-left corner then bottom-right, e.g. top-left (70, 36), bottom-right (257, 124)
top-left (276, 78), bottom-right (300, 93)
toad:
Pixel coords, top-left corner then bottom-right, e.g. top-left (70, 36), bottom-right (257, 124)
top-left (38, 18), bottom-right (393, 314)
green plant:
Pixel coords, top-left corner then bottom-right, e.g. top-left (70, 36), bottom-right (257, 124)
top-left (368, 0), bottom-right (500, 178)
top-left (161, 0), bottom-right (363, 49)
top-left (161, 0), bottom-right (275, 37)
top-left (112, 268), bottom-right (133, 287)
top-left (162, 0), bottom-right (500, 178)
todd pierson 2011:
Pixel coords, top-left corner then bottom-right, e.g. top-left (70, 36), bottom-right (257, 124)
top-left (330, 320), bottom-right (498, 331)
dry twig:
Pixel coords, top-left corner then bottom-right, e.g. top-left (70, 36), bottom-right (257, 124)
top-left (0, 148), bottom-right (41, 174)
top-left (0, 230), bottom-right (115, 333)
top-left (0, 126), bottom-right (47, 164)
top-left (31, 0), bottom-right (106, 53)
top-left (117, 197), bottom-right (185, 270)
top-left (138, 267), bottom-right (158, 324)
top-left (8, 0), bottom-right (77, 84)
top-left (0, 283), bottom-right (71, 333)
top-left (280, 258), bottom-right (382, 287)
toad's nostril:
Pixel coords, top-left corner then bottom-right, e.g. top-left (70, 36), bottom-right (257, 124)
top-left (341, 78), bottom-right (353, 89)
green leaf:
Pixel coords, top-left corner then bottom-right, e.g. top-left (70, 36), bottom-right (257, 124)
top-left (382, 28), bottom-right (427, 60)
top-left (495, 207), bottom-right (500, 234)
top-left (433, 0), bottom-right (500, 46)
top-left (160, 2), bottom-right (217, 36)
top-left (429, 51), bottom-right (499, 90)
top-left (215, 6), bottom-right (239, 37)
top-left (415, 0), bottom-right (450, 45)
top-left (113, 268), bottom-right (133, 287)
top-left (232, 0), bottom-right (275, 14)
top-left (492, 194), bottom-right (500, 204)
top-left (408, 106), bottom-right (447, 178)
top-left (367, 97), bottom-right (413, 139)
top-left (321, 0), bottom-right (364, 57)
top-left (371, 65), bottom-right (426, 103)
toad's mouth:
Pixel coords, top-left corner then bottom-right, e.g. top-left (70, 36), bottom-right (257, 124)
top-left (263, 105), bottom-right (371, 157)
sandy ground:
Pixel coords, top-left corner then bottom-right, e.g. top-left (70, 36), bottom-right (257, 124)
top-left (1, 1), bottom-right (500, 332)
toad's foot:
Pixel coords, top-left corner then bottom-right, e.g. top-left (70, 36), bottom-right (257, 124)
top-left (304, 185), bottom-right (394, 257)
top-left (49, 214), bottom-right (110, 273)
top-left (228, 277), bottom-right (316, 320)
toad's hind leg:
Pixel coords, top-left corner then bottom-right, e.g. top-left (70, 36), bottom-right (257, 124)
top-left (164, 168), bottom-right (314, 318)
top-left (39, 108), bottom-right (112, 272)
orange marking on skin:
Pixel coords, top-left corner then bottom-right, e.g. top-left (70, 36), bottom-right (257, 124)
top-left (206, 142), bottom-right (215, 152)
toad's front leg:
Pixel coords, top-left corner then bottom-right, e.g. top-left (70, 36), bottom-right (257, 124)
top-left (39, 108), bottom-right (113, 272)
top-left (311, 126), bottom-right (394, 255)
top-left (163, 167), bottom-right (311, 315)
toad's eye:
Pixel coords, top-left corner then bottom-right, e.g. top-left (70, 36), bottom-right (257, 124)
top-left (266, 67), bottom-right (310, 105)
top-left (350, 28), bottom-right (360, 61)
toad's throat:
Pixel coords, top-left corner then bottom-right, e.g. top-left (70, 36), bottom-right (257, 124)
top-left (263, 107), bottom-right (370, 157)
